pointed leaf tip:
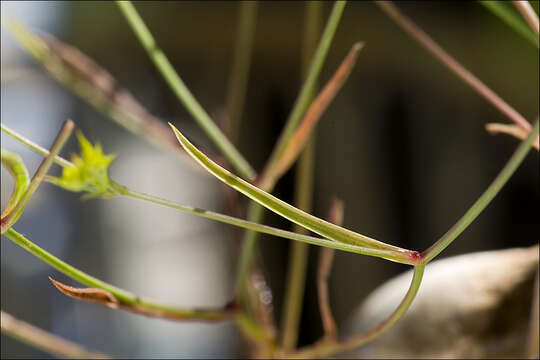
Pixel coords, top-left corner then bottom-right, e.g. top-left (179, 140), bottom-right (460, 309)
top-left (49, 277), bottom-right (119, 308)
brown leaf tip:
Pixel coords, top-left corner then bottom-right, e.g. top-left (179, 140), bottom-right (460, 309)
top-left (48, 276), bottom-right (119, 308)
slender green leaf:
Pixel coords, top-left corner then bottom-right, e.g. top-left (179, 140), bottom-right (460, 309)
top-left (170, 123), bottom-right (418, 261)
top-left (116, 1), bottom-right (255, 180)
top-left (479, 1), bottom-right (539, 47)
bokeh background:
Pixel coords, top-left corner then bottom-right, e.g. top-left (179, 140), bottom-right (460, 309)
top-left (1, 1), bottom-right (538, 358)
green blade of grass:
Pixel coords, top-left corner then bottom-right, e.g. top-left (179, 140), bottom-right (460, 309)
top-left (116, 1), bottom-right (255, 180)
top-left (479, 1), bottom-right (539, 47)
top-left (169, 123), bottom-right (419, 260)
top-left (263, 1), bottom-right (347, 179)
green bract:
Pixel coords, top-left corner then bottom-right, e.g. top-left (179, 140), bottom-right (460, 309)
top-left (47, 132), bottom-right (117, 199)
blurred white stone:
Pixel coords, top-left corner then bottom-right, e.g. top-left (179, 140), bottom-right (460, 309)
top-left (343, 245), bottom-right (539, 359)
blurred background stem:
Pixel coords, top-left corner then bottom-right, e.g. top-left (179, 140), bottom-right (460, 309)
top-left (280, 0), bottom-right (323, 351)
top-left (116, 1), bottom-right (255, 179)
top-left (1, 311), bottom-right (110, 359)
top-left (225, 1), bottom-right (258, 144)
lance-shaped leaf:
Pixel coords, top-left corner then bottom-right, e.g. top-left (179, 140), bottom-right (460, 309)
top-left (169, 123), bottom-right (419, 263)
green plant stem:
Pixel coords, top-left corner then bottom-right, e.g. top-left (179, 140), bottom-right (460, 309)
top-left (264, 1), bottom-right (346, 175)
top-left (119, 185), bottom-right (414, 263)
top-left (234, 0), bottom-right (347, 310)
top-left (2, 228), bottom-right (233, 321)
top-left (234, 202), bottom-right (265, 295)
top-left (281, 265), bottom-right (425, 359)
top-left (1, 310), bottom-right (110, 359)
top-left (1, 120), bottom-right (74, 233)
top-left (479, 1), bottom-right (539, 47)
top-left (1, 124), bottom-right (74, 168)
top-left (226, 0), bottom-right (258, 144)
top-left (421, 119), bottom-right (539, 263)
top-left (115, 1), bottom-right (255, 180)
top-left (281, 1), bottom-right (323, 351)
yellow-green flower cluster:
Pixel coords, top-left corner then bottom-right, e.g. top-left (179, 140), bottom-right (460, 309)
top-left (47, 132), bottom-right (117, 199)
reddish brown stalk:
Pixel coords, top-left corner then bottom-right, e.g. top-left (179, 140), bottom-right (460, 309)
top-left (513, 1), bottom-right (540, 34)
top-left (486, 122), bottom-right (540, 151)
top-left (375, 1), bottom-right (538, 148)
top-left (259, 42), bottom-right (364, 189)
top-left (317, 198), bottom-right (344, 341)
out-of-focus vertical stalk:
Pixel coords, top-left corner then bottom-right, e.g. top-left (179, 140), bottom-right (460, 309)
top-left (1, 311), bottom-right (110, 359)
top-left (226, 1), bottom-right (258, 144)
top-left (280, 1), bottom-right (323, 351)
top-left (234, 0), bottom-right (346, 303)
top-left (116, 1), bottom-right (255, 179)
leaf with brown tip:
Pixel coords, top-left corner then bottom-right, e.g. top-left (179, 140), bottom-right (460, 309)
top-left (49, 277), bottom-right (119, 309)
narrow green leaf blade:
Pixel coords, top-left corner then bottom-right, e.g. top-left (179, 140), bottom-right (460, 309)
top-left (169, 123), bottom-right (415, 257)
top-left (479, 0), bottom-right (539, 47)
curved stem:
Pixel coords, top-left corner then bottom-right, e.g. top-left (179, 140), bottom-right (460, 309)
top-left (116, 1), bottom-right (255, 180)
top-left (2, 228), bottom-right (234, 321)
top-left (1, 149), bottom-right (29, 220)
top-left (282, 265), bottom-right (425, 359)
top-left (421, 119), bottom-right (539, 263)
top-left (120, 186), bottom-right (416, 264)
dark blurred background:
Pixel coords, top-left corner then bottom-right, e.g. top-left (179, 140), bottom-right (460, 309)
top-left (1, 1), bottom-right (538, 358)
